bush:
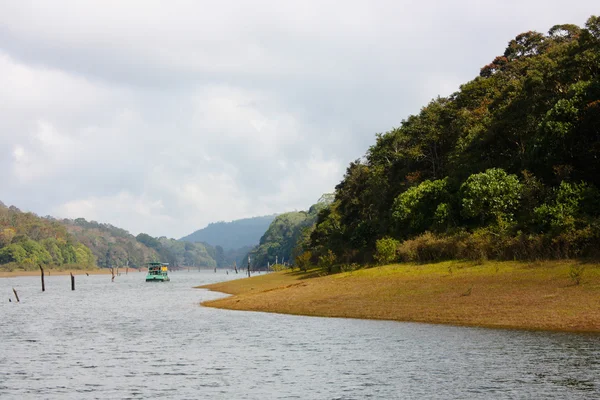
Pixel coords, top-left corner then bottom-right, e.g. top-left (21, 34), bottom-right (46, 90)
top-left (568, 264), bottom-right (585, 285)
top-left (397, 232), bottom-right (463, 263)
top-left (295, 251), bottom-right (312, 272)
top-left (318, 250), bottom-right (336, 274)
top-left (270, 263), bottom-right (288, 271)
top-left (374, 237), bottom-right (400, 265)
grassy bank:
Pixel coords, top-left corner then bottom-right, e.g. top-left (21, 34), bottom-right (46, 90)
top-left (200, 260), bottom-right (600, 332)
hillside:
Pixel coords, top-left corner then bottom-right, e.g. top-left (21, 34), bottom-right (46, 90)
top-left (0, 203), bottom-right (95, 271)
top-left (305, 17), bottom-right (600, 265)
top-left (249, 195), bottom-right (333, 268)
top-left (61, 218), bottom-right (158, 268)
top-left (180, 214), bottom-right (277, 250)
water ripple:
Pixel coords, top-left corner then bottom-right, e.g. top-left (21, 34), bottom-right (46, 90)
top-left (1, 271), bottom-right (599, 399)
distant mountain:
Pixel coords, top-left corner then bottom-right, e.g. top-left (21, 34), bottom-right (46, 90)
top-left (180, 215), bottom-right (277, 250)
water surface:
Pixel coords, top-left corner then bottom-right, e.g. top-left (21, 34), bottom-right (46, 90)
top-left (1, 271), bottom-right (598, 399)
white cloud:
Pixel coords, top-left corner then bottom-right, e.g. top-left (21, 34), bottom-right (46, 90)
top-left (0, 1), bottom-right (598, 237)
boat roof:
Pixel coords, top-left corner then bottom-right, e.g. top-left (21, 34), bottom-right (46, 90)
top-left (147, 262), bottom-right (169, 266)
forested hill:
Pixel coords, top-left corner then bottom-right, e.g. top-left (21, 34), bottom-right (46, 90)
top-left (0, 202), bottom-right (220, 270)
top-left (0, 203), bottom-right (95, 270)
top-left (305, 17), bottom-right (600, 265)
top-left (61, 218), bottom-right (158, 268)
top-left (180, 214), bottom-right (277, 250)
top-left (250, 195), bottom-right (333, 268)
top-left (62, 219), bottom-right (220, 268)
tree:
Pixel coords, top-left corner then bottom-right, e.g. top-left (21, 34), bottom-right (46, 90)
top-left (318, 250), bottom-right (336, 274)
top-left (392, 178), bottom-right (451, 234)
top-left (374, 238), bottom-right (399, 265)
top-left (295, 251), bottom-right (312, 272)
top-left (461, 168), bottom-right (522, 225)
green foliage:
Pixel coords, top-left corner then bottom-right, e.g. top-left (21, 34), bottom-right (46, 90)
top-left (0, 203), bottom-right (97, 270)
top-left (392, 178), bottom-right (451, 233)
top-left (269, 263), bottom-right (288, 271)
top-left (250, 196), bottom-right (332, 269)
top-left (534, 182), bottom-right (600, 233)
top-left (318, 250), bottom-right (336, 274)
top-left (158, 237), bottom-right (217, 268)
top-left (306, 15), bottom-right (600, 265)
top-left (460, 169), bottom-right (522, 224)
top-left (568, 264), bottom-right (585, 285)
top-left (295, 251), bottom-right (312, 272)
top-left (374, 237), bottom-right (399, 265)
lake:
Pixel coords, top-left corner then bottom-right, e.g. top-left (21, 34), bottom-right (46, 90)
top-left (1, 271), bottom-right (599, 399)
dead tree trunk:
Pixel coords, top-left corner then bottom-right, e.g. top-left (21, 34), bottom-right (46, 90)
top-left (12, 288), bottom-right (20, 302)
top-left (39, 265), bottom-right (45, 292)
top-left (111, 267), bottom-right (115, 282)
top-left (70, 272), bottom-right (75, 291)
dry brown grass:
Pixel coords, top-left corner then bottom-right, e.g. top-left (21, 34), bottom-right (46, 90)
top-left (199, 260), bottom-right (600, 332)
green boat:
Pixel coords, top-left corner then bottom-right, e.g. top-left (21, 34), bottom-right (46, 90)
top-left (145, 262), bottom-right (170, 282)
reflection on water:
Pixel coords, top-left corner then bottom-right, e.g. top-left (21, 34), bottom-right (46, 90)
top-left (1, 271), bottom-right (599, 399)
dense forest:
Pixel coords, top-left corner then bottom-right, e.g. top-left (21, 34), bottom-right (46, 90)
top-left (299, 17), bottom-right (600, 267)
top-left (180, 215), bottom-right (277, 250)
top-left (0, 202), bottom-right (95, 270)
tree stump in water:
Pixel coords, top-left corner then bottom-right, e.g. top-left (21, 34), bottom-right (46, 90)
top-left (39, 265), bottom-right (45, 292)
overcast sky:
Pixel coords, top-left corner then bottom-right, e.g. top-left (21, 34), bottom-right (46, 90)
top-left (0, 1), bottom-right (597, 238)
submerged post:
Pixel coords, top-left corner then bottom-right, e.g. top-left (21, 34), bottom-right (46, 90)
top-left (12, 288), bottom-right (20, 302)
top-left (70, 272), bottom-right (75, 291)
top-left (111, 267), bottom-right (115, 282)
top-left (39, 265), bottom-right (45, 292)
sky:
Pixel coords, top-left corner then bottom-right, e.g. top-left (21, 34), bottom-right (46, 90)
top-left (1, 1), bottom-right (597, 238)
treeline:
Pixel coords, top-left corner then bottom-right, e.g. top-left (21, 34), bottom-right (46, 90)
top-left (136, 233), bottom-right (218, 268)
top-left (302, 17), bottom-right (600, 267)
top-left (0, 203), bottom-right (95, 270)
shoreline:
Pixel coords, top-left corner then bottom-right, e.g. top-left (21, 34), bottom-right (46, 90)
top-left (199, 260), bottom-right (600, 333)
top-left (0, 268), bottom-right (145, 278)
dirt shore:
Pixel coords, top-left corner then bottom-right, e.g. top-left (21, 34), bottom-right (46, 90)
top-left (199, 260), bottom-right (600, 333)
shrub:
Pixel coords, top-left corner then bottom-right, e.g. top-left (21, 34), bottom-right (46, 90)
top-left (295, 251), bottom-right (313, 272)
top-left (318, 250), bottom-right (336, 274)
top-left (568, 264), bottom-right (585, 285)
top-left (397, 232), bottom-right (463, 263)
top-left (374, 237), bottom-right (400, 265)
